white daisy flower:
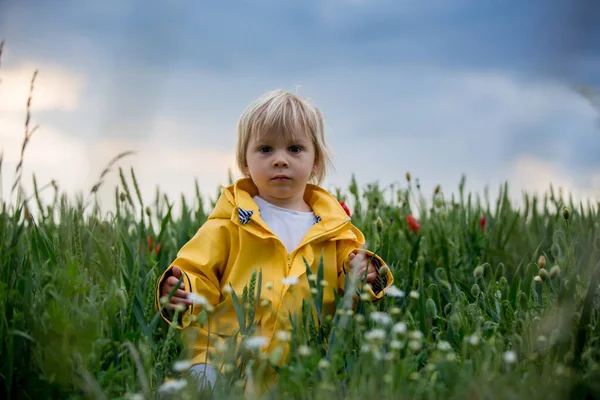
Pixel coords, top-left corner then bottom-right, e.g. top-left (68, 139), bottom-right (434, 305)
top-left (275, 330), bottom-right (291, 342)
top-left (468, 334), bottom-right (480, 347)
top-left (187, 293), bottom-right (208, 306)
top-left (244, 336), bottom-right (268, 350)
top-left (385, 285), bottom-right (406, 298)
top-left (298, 345), bottom-right (312, 357)
top-left (503, 350), bottom-right (517, 364)
top-left (281, 276), bottom-right (299, 285)
top-left (364, 329), bottom-right (386, 341)
top-left (437, 340), bottom-right (452, 352)
top-left (392, 322), bottom-right (408, 335)
top-left (370, 311), bottom-right (392, 326)
top-left (158, 379), bottom-right (188, 393)
top-left (173, 359), bottom-right (192, 372)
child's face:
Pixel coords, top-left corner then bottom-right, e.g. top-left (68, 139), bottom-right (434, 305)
top-left (244, 131), bottom-right (317, 210)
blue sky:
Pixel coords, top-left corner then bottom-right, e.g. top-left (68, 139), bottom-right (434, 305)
top-left (0, 0), bottom-right (598, 209)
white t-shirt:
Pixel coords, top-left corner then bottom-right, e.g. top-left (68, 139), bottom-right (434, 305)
top-left (253, 196), bottom-right (317, 253)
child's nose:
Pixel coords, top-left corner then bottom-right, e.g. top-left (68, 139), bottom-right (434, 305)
top-left (272, 152), bottom-right (289, 168)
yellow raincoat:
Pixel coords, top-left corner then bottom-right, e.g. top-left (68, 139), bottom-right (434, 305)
top-left (155, 178), bottom-right (393, 377)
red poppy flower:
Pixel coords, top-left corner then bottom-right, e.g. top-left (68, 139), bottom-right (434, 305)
top-left (340, 200), bottom-right (351, 217)
top-left (147, 235), bottom-right (162, 255)
top-left (407, 215), bottom-right (420, 234)
top-left (479, 216), bottom-right (486, 232)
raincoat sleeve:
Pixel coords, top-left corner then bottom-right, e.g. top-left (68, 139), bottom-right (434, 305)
top-left (337, 242), bottom-right (394, 302)
top-left (155, 219), bottom-right (229, 329)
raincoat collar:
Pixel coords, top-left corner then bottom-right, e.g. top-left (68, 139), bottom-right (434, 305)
top-left (210, 178), bottom-right (351, 243)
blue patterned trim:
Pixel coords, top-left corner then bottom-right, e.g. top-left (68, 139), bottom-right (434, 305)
top-left (238, 208), bottom-right (253, 224)
top-left (314, 215), bottom-right (322, 224)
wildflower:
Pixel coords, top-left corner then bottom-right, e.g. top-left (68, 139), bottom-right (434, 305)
top-left (223, 363), bottom-right (236, 373)
top-left (320, 280), bottom-right (329, 287)
top-left (479, 215), bottom-right (486, 232)
top-left (408, 340), bottom-right (422, 351)
top-left (264, 281), bottom-right (273, 290)
top-left (409, 290), bottom-right (419, 300)
top-left (281, 276), bottom-right (299, 285)
top-left (468, 334), bottom-right (480, 347)
top-left (407, 215), bottom-right (420, 234)
top-left (146, 235), bottom-right (162, 255)
top-left (390, 340), bottom-right (403, 350)
top-left (360, 292), bottom-right (371, 301)
top-left (364, 329), bottom-right (386, 341)
top-left (339, 200), bottom-right (351, 217)
top-left (187, 293), bottom-right (208, 306)
top-left (158, 379), bottom-right (188, 393)
top-left (174, 304), bottom-right (186, 312)
top-left (276, 330), bottom-right (291, 342)
top-left (533, 275), bottom-right (543, 284)
top-left (390, 307), bottom-right (402, 316)
top-left (308, 274), bottom-right (317, 282)
top-left (471, 283), bottom-right (480, 297)
top-left (298, 345), bottom-right (312, 357)
top-left (223, 285), bottom-right (233, 294)
top-left (550, 265), bottom-right (561, 279)
top-left (408, 330), bottom-right (424, 341)
top-left (173, 359), bottom-right (192, 371)
top-left (503, 350), bottom-right (517, 364)
top-left (392, 322), bottom-right (408, 335)
top-left (539, 268), bottom-right (549, 281)
top-left (370, 311), bottom-right (392, 326)
top-left (311, 288), bottom-right (318, 295)
top-left (437, 340), bottom-right (452, 352)
top-left (385, 285), bottom-right (405, 298)
top-left (244, 336), bottom-right (268, 350)
top-left (318, 359), bottom-right (330, 369)
top-left (538, 255), bottom-right (547, 269)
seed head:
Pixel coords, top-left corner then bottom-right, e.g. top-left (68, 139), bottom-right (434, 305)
top-left (539, 268), bottom-right (549, 281)
top-left (120, 192), bottom-right (127, 202)
top-left (375, 216), bottom-right (384, 232)
top-left (145, 206), bottom-right (152, 217)
top-left (379, 264), bottom-right (390, 278)
top-left (534, 275), bottom-right (543, 284)
top-left (473, 265), bottom-right (484, 279)
top-left (550, 265), bottom-right (561, 279)
top-left (406, 171), bottom-right (411, 182)
top-left (425, 298), bottom-right (438, 317)
top-left (471, 283), bottom-right (481, 297)
top-left (449, 313), bottom-right (462, 331)
top-left (538, 255), bottom-right (547, 269)
top-left (562, 207), bottom-right (570, 221)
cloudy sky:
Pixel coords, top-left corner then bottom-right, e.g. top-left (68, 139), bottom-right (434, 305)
top-left (0, 0), bottom-right (599, 212)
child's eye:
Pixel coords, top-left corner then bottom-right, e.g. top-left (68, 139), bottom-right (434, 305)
top-left (259, 146), bottom-right (272, 153)
top-left (288, 146), bottom-right (302, 153)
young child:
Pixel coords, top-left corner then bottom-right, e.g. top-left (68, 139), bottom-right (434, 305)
top-left (155, 89), bottom-right (394, 390)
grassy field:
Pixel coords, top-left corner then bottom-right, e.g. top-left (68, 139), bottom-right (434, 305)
top-left (1, 45), bottom-right (600, 399)
top-left (1, 161), bottom-right (600, 399)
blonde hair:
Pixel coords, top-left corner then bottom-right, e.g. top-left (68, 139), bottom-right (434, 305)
top-left (236, 89), bottom-right (334, 186)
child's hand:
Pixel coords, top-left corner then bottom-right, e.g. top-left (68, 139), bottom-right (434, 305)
top-left (160, 266), bottom-right (192, 310)
top-left (348, 251), bottom-right (378, 284)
